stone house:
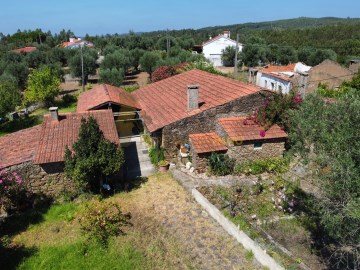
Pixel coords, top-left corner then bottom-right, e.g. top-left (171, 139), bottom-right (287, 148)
top-left (0, 109), bottom-right (119, 197)
top-left (202, 31), bottom-right (242, 67)
top-left (188, 117), bottom-right (287, 173)
top-left (131, 69), bottom-right (272, 161)
top-left (303, 59), bottom-right (355, 95)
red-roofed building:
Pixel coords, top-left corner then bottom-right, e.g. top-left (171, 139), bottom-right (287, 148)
top-left (253, 62), bottom-right (311, 94)
top-left (189, 133), bottom-right (228, 173)
top-left (34, 109), bottom-right (119, 165)
top-left (132, 69), bottom-right (271, 160)
top-left (0, 109), bottom-right (119, 197)
top-left (217, 117), bottom-right (287, 162)
top-left (77, 84), bottom-right (142, 138)
top-left (13, 46), bottom-right (37, 53)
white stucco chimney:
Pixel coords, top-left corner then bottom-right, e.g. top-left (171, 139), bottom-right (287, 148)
top-left (187, 85), bottom-right (199, 111)
top-left (49, 107), bottom-right (59, 121)
top-left (223, 31), bottom-right (230, 38)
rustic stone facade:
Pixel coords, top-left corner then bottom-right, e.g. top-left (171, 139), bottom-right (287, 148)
top-left (161, 91), bottom-right (270, 159)
top-left (5, 161), bottom-right (76, 198)
top-left (227, 139), bottom-right (286, 162)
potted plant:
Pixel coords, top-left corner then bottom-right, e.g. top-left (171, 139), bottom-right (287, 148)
top-left (158, 160), bottom-right (170, 172)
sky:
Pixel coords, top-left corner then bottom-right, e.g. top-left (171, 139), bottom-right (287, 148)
top-left (1, 0), bottom-right (359, 36)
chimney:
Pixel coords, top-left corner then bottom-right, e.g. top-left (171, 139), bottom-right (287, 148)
top-left (69, 37), bottom-right (75, 43)
top-left (49, 107), bottom-right (59, 121)
top-left (223, 31), bottom-right (230, 38)
top-left (187, 85), bottom-right (199, 111)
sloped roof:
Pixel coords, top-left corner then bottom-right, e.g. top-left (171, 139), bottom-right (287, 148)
top-left (133, 69), bottom-right (263, 133)
top-left (0, 125), bottom-right (42, 169)
top-left (189, 133), bottom-right (227, 154)
top-left (202, 34), bottom-right (236, 47)
top-left (77, 84), bottom-right (140, 112)
top-left (13, 47), bottom-right (37, 53)
top-left (218, 117), bottom-right (287, 142)
top-left (262, 64), bottom-right (296, 73)
top-left (34, 110), bottom-right (119, 164)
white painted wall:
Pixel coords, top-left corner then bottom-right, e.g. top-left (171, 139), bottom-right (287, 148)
top-left (256, 73), bottom-right (292, 94)
top-left (203, 37), bottom-right (242, 67)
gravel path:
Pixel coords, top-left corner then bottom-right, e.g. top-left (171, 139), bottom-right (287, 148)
top-left (122, 173), bottom-right (263, 270)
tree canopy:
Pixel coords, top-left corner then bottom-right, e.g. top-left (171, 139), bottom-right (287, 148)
top-left (23, 66), bottom-right (60, 106)
top-left (0, 74), bottom-right (20, 117)
top-left (64, 116), bottom-right (124, 193)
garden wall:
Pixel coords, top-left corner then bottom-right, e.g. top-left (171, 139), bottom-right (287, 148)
top-left (162, 91), bottom-right (270, 160)
top-left (5, 161), bottom-right (76, 198)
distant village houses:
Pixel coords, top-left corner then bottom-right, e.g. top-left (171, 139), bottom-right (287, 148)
top-left (250, 59), bottom-right (356, 96)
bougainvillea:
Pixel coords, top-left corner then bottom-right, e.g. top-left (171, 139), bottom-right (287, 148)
top-left (151, 65), bottom-right (177, 82)
top-left (0, 169), bottom-right (24, 211)
top-left (251, 91), bottom-right (303, 131)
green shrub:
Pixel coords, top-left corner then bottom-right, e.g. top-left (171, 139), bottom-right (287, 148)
top-left (234, 157), bottom-right (289, 175)
top-left (79, 200), bottom-right (131, 246)
top-left (208, 152), bottom-right (235, 176)
top-left (148, 147), bottom-right (165, 166)
top-left (62, 94), bottom-right (77, 106)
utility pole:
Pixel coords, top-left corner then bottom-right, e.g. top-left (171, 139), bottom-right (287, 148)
top-left (80, 44), bottom-right (85, 92)
top-left (166, 29), bottom-right (170, 58)
top-left (234, 33), bottom-right (240, 79)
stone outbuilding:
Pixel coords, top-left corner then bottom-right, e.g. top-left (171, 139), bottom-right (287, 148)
top-left (0, 109), bottom-right (119, 197)
top-left (189, 133), bottom-right (228, 173)
top-left (217, 117), bottom-right (287, 161)
top-left (187, 117), bottom-right (288, 173)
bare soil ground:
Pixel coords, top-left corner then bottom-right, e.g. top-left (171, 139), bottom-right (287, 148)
top-left (112, 173), bottom-right (264, 270)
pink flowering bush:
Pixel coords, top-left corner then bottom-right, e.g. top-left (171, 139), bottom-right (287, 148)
top-left (252, 92), bottom-right (303, 131)
top-left (0, 169), bottom-right (25, 212)
top-left (151, 65), bottom-right (176, 82)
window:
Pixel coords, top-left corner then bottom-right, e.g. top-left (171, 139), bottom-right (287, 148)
top-left (278, 85), bottom-right (282, 92)
top-left (254, 142), bottom-right (263, 150)
top-left (264, 80), bottom-right (268, 87)
top-left (271, 82), bottom-right (275, 90)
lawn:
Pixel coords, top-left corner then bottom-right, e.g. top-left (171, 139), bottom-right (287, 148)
top-left (0, 100), bottom-right (77, 137)
top-left (0, 176), bottom-right (198, 270)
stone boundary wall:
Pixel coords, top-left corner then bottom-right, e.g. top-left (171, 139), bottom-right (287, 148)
top-left (192, 187), bottom-right (284, 270)
top-left (5, 161), bottom-right (76, 198)
top-left (162, 91), bottom-right (270, 159)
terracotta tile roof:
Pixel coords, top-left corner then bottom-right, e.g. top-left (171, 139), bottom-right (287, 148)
top-left (218, 117), bottom-right (288, 142)
top-left (262, 64), bottom-right (296, 73)
top-left (34, 110), bottom-right (119, 164)
top-left (0, 125), bottom-right (42, 169)
top-left (13, 46), bottom-right (37, 53)
top-left (189, 133), bottom-right (228, 154)
top-left (202, 32), bottom-right (235, 46)
top-left (133, 69), bottom-right (262, 133)
top-left (77, 84), bottom-right (140, 112)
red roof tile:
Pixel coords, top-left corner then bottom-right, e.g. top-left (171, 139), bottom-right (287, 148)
top-left (77, 84), bottom-right (140, 112)
top-left (262, 64), bottom-right (296, 73)
top-left (34, 110), bottom-right (119, 164)
top-left (0, 125), bottom-right (42, 169)
top-left (13, 47), bottom-right (37, 53)
top-left (218, 117), bottom-right (288, 142)
top-left (189, 133), bottom-right (228, 154)
top-left (133, 69), bottom-right (262, 132)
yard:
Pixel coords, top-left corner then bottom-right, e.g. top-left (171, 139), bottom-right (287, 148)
top-left (0, 173), bottom-right (263, 270)
top-left (198, 174), bottom-right (327, 270)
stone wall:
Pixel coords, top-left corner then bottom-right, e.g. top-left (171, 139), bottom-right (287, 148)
top-left (227, 139), bottom-right (286, 162)
top-left (192, 152), bottom-right (211, 173)
top-left (162, 91), bottom-right (270, 159)
top-left (5, 161), bottom-right (76, 198)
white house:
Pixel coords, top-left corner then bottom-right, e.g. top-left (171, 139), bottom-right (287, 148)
top-left (202, 31), bottom-right (242, 67)
top-left (255, 62), bottom-right (311, 94)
